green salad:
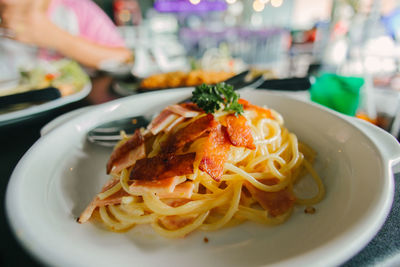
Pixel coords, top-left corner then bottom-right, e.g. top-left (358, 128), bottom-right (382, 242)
top-left (1, 59), bottom-right (89, 97)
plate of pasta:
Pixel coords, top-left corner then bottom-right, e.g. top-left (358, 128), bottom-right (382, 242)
top-left (6, 87), bottom-right (400, 267)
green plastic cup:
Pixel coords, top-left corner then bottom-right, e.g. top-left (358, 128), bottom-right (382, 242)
top-left (310, 73), bottom-right (364, 116)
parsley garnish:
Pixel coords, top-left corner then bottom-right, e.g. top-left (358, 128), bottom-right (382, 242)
top-left (191, 83), bottom-right (244, 115)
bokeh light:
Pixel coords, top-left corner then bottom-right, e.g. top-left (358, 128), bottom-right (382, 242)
top-left (271, 0), bottom-right (283, 7)
top-left (253, 0), bottom-right (265, 12)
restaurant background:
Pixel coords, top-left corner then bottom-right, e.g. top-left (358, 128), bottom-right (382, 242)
top-left (90, 0), bottom-right (400, 131)
top-left (1, 0), bottom-right (400, 266)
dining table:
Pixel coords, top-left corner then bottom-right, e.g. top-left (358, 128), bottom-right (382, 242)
top-left (0, 73), bottom-right (399, 267)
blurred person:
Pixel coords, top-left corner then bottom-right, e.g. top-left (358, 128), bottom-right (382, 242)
top-left (0, 0), bottom-right (132, 70)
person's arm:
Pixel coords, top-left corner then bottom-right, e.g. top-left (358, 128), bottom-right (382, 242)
top-left (0, 0), bottom-right (132, 68)
top-left (39, 23), bottom-right (132, 68)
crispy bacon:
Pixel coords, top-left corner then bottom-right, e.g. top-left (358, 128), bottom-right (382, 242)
top-left (238, 99), bottom-right (250, 106)
top-left (157, 181), bottom-right (195, 199)
top-left (130, 152), bottom-right (196, 181)
top-left (238, 98), bottom-right (274, 119)
top-left (78, 177), bottom-right (128, 223)
top-left (164, 116), bottom-right (185, 133)
top-left (166, 104), bottom-right (200, 118)
top-left (243, 180), bottom-right (296, 217)
top-left (179, 102), bottom-right (203, 112)
top-left (159, 214), bottom-right (198, 230)
top-left (79, 178), bottom-right (193, 223)
top-left (106, 130), bottom-right (145, 174)
top-left (226, 114), bottom-right (255, 149)
top-left (165, 114), bottom-right (216, 152)
top-left (129, 176), bottom-right (184, 194)
top-left (199, 125), bottom-right (231, 181)
top-left (148, 103), bottom-right (202, 135)
top-left (147, 109), bottom-right (179, 135)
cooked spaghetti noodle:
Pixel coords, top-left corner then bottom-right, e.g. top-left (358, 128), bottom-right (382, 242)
top-left (78, 98), bottom-right (325, 238)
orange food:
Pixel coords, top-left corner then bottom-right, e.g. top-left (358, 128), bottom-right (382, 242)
top-left (78, 177), bottom-right (128, 223)
top-left (139, 70), bottom-right (235, 90)
top-left (226, 114), bottom-right (256, 150)
top-left (244, 181), bottom-right (296, 217)
top-left (106, 130), bottom-right (145, 174)
top-left (130, 153), bottom-right (196, 181)
top-left (165, 114), bottom-right (216, 152)
top-left (199, 125), bottom-right (232, 181)
top-left (355, 112), bottom-right (377, 125)
top-left (239, 98), bottom-right (274, 119)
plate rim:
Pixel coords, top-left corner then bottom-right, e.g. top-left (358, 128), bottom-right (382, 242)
top-left (0, 81), bottom-right (92, 126)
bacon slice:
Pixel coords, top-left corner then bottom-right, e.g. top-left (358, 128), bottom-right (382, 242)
top-left (148, 103), bottom-right (202, 135)
top-left (79, 177), bottom-right (191, 223)
top-left (106, 130), bottom-right (146, 174)
top-left (179, 102), bottom-right (203, 112)
top-left (78, 177), bottom-right (128, 223)
top-left (130, 152), bottom-right (196, 181)
top-left (166, 114), bottom-right (216, 152)
top-left (157, 181), bottom-right (194, 199)
top-left (199, 125), bottom-right (231, 181)
top-left (243, 180), bottom-right (296, 217)
top-left (164, 116), bottom-right (185, 133)
top-left (129, 176), bottom-right (184, 194)
top-left (159, 214), bottom-right (198, 230)
top-left (147, 109), bottom-right (180, 135)
top-left (166, 104), bottom-right (200, 118)
top-left (238, 99), bottom-right (250, 106)
top-left (238, 98), bottom-right (274, 119)
top-left (226, 114), bottom-right (255, 149)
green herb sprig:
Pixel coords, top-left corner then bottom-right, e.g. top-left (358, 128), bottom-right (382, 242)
top-left (191, 83), bottom-right (244, 115)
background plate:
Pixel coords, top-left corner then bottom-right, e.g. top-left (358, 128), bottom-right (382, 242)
top-left (0, 82), bottom-right (91, 127)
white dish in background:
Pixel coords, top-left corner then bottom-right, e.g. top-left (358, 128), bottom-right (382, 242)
top-left (6, 88), bottom-right (400, 267)
top-left (0, 82), bottom-right (91, 127)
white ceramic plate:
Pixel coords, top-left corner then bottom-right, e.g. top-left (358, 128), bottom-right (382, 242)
top-left (0, 82), bottom-right (91, 127)
top-left (39, 105), bottom-right (93, 136)
top-left (6, 88), bottom-right (400, 267)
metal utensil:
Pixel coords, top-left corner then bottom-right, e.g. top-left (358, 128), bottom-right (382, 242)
top-left (87, 70), bottom-right (263, 147)
top-left (87, 116), bottom-right (149, 147)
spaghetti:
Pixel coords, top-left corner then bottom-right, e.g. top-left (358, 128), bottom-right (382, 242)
top-left (79, 98), bottom-right (325, 238)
